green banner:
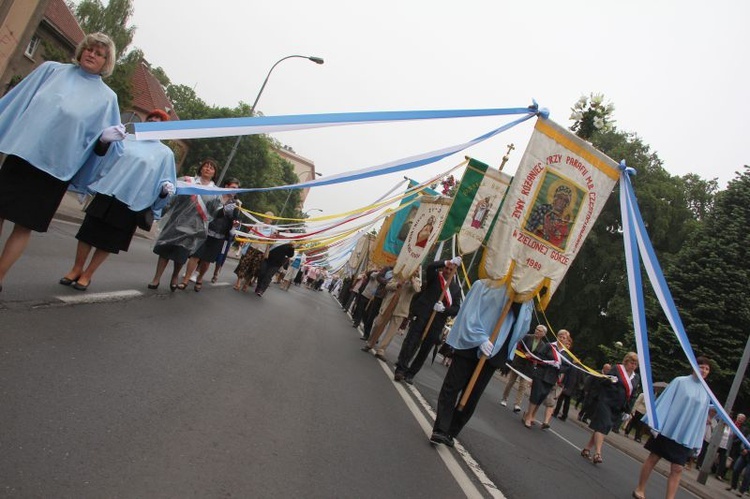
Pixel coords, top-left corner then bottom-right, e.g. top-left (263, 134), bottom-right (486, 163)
top-left (438, 158), bottom-right (490, 241)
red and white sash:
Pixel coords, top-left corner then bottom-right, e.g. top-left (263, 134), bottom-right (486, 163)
top-left (438, 272), bottom-right (452, 307)
top-left (183, 176), bottom-right (210, 222)
top-left (615, 364), bottom-right (634, 400)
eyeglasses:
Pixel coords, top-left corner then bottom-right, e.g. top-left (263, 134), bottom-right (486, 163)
top-left (83, 46), bottom-right (107, 59)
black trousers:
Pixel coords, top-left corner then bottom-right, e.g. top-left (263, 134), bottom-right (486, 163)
top-left (352, 295), bottom-right (371, 326)
top-left (433, 349), bottom-right (498, 437)
top-left (256, 262), bottom-right (281, 293)
top-left (553, 393), bottom-right (572, 418)
top-left (395, 314), bottom-right (442, 376)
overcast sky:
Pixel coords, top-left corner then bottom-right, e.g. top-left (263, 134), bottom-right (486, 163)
top-left (127, 0), bottom-right (748, 218)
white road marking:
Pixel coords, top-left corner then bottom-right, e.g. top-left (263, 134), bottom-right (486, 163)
top-left (377, 360), bottom-right (504, 499)
top-left (56, 290), bottom-right (143, 304)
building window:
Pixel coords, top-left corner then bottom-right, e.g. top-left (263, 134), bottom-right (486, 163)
top-left (24, 35), bottom-right (41, 58)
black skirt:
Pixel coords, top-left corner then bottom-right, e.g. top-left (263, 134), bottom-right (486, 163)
top-left (529, 378), bottom-right (554, 405)
top-left (76, 194), bottom-right (137, 253)
top-left (0, 155), bottom-right (69, 232)
top-left (644, 434), bottom-right (692, 465)
top-left (192, 236), bottom-right (224, 262)
top-left (153, 243), bottom-right (191, 265)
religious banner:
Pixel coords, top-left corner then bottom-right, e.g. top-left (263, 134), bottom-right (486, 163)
top-left (371, 180), bottom-right (439, 267)
top-left (344, 233), bottom-right (373, 277)
top-left (481, 118), bottom-right (619, 308)
top-left (437, 157), bottom-right (513, 254)
top-left (393, 196), bottom-right (452, 280)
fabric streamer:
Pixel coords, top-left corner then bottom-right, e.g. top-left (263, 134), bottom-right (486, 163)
top-left (619, 164), bottom-right (750, 449)
top-left (172, 112), bottom-right (539, 195)
top-left (133, 106), bottom-right (540, 141)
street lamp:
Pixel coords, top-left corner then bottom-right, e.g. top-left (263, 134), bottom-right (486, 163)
top-left (281, 170), bottom-right (322, 218)
top-left (217, 54), bottom-right (325, 184)
top-left (303, 208), bottom-right (323, 217)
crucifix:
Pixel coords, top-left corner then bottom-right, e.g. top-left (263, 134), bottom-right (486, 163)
top-left (499, 143), bottom-right (515, 171)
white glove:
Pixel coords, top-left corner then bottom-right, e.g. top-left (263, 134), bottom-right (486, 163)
top-left (224, 202), bottom-right (237, 214)
top-left (451, 256), bottom-right (462, 266)
top-left (160, 181), bottom-right (175, 196)
top-left (100, 124), bottom-right (126, 143)
top-left (480, 340), bottom-right (494, 357)
top-left (433, 301), bottom-right (446, 313)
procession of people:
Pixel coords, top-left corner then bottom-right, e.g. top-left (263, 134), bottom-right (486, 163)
top-left (0, 29), bottom-right (742, 499)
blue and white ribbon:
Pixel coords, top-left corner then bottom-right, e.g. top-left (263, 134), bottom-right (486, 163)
top-left (133, 106), bottom-right (540, 141)
top-left (174, 112), bottom-right (538, 196)
top-left (620, 164), bottom-right (750, 448)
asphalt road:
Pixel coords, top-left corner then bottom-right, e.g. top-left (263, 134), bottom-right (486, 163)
top-left (0, 220), bottom-right (699, 498)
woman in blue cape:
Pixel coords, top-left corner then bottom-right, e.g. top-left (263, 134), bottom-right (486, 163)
top-left (59, 109), bottom-right (177, 291)
top-left (0, 32), bottom-right (125, 293)
top-left (633, 356), bottom-right (712, 499)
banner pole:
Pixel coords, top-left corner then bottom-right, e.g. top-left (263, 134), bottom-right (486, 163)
top-left (458, 288), bottom-right (516, 410)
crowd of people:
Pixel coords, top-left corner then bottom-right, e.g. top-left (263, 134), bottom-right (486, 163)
top-left (0, 31), bottom-right (325, 298)
top-left (337, 258), bottom-right (739, 499)
top-left (0, 30), bottom-right (742, 499)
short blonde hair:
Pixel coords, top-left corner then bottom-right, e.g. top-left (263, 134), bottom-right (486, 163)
top-left (623, 351), bottom-right (638, 364)
top-left (74, 33), bottom-right (117, 77)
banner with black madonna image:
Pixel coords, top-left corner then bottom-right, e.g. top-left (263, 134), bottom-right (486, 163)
top-left (481, 118), bottom-right (619, 308)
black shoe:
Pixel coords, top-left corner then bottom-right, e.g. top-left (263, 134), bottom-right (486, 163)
top-left (71, 281), bottom-right (89, 291)
top-left (59, 276), bottom-right (77, 286)
top-left (404, 376), bottom-right (414, 385)
top-left (541, 423), bottom-right (551, 430)
top-left (361, 345), bottom-right (371, 352)
top-left (394, 372), bottom-right (405, 382)
top-left (559, 416), bottom-right (567, 422)
top-left (430, 432), bottom-right (454, 447)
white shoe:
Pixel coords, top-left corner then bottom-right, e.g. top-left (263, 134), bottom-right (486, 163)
top-left (500, 400), bottom-right (508, 407)
top-left (513, 405), bottom-right (522, 413)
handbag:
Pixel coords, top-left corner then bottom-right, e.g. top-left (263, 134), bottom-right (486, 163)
top-left (135, 208), bottom-right (154, 231)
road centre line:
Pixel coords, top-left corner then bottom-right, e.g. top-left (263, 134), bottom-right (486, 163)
top-left (56, 289), bottom-right (143, 304)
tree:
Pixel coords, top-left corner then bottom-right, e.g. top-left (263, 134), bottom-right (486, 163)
top-left (544, 94), bottom-right (706, 370)
top-left (660, 166), bottom-right (750, 405)
top-left (75, 0), bottom-right (135, 55)
top-left (165, 90), bottom-right (296, 216)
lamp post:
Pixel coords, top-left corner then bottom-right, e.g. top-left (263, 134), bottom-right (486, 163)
top-left (303, 208), bottom-right (323, 217)
top-left (281, 170), bottom-right (322, 218)
top-left (217, 54), bottom-right (325, 184)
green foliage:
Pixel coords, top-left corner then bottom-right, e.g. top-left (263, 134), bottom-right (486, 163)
top-left (74, 0), bottom-right (135, 56)
top-left (547, 95), bottom-right (711, 377)
top-left (661, 166), bottom-right (750, 405)
top-left (40, 40), bottom-right (70, 63)
top-left (150, 66), bottom-right (171, 87)
top-left (166, 86), bottom-right (295, 216)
